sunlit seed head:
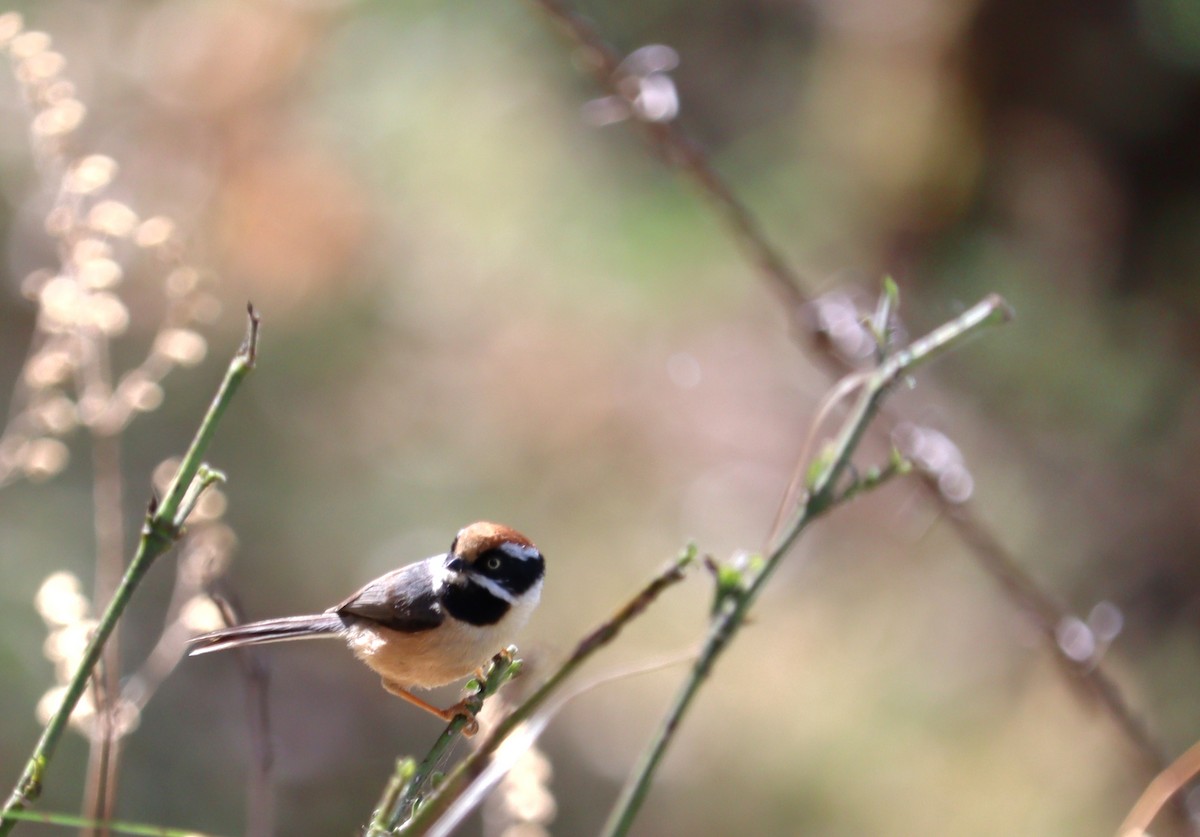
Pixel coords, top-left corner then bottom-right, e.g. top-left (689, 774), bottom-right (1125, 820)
top-left (190, 487), bottom-right (227, 522)
top-left (78, 257), bottom-right (123, 290)
top-left (32, 99), bottom-right (86, 138)
top-left (75, 392), bottom-right (108, 427)
top-left (87, 200), bottom-right (139, 237)
top-left (0, 12), bottom-right (24, 45)
top-left (64, 154), bottom-right (117, 195)
top-left (155, 328), bottom-right (207, 366)
top-left (9, 30), bottom-right (49, 59)
top-left (43, 626), bottom-right (78, 661)
top-left (1055, 616), bottom-right (1095, 663)
top-left (43, 78), bottom-right (75, 104)
top-left (44, 621), bottom-right (97, 668)
top-left (20, 437), bottom-right (69, 480)
top-left (36, 685), bottom-right (68, 725)
top-left (814, 292), bottom-right (874, 360)
top-left (165, 266), bottom-right (200, 297)
top-left (20, 268), bottom-right (54, 300)
top-left (179, 595), bottom-right (226, 633)
top-left (24, 347), bottom-right (73, 387)
top-left (83, 291), bottom-right (130, 336)
top-left (515, 748), bottom-right (553, 784)
top-left (937, 467), bottom-right (974, 503)
top-left (119, 373), bottom-right (164, 413)
top-left (72, 238), bottom-right (112, 263)
top-left (581, 94), bottom-right (631, 127)
top-left (69, 687), bottom-right (96, 724)
top-left (619, 43), bottom-right (680, 77)
top-left (38, 274), bottom-right (83, 326)
top-left (496, 747), bottom-right (556, 828)
top-left (134, 216), bottom-right (176, 248)
top-left (35, 571), bottom-right (85, 624)
top-left (18, 49), bottom-right (65, 82)
top-left (502, 784), bottom-right (557, 824)
top-left (32, 394), bottom-right (78, 434)
top-left (1088, 601), bottom-right (1124, 643)
top-left (632, 73), bottom-right (679, 123)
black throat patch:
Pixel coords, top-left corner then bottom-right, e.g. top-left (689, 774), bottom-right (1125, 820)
top-left (441, 547), bottom-right (545, 626)
top-left (442, 581), bottom-right (511, 626)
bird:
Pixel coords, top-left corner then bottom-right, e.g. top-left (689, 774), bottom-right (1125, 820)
top-left (189, 521), bottom-right (545, 732)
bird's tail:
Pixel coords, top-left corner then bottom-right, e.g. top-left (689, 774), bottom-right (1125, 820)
top-left (188, 613), bottom-right (344, 655)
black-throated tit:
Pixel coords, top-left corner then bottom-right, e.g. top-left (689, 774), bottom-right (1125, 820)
top-left (189, 522), bottom-right (545, 730)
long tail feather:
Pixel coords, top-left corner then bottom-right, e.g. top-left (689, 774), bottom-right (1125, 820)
top-left (188, 613), bottom-right (344, 655)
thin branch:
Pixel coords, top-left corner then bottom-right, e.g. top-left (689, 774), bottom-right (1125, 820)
top-left (521, 0), bottom-right (1171, 787)
top-left (0, 306), bottom-right (261, 835)
top-left (392, 544), bottom-right (697, 835)
top-left (599, 292), bottom-right (1012, 837)
top-left (0, 809), bottom-right (227, 837)
top-left (425, 650), bottom-right (696, 837)
top-left (934, 494), bottom-right (1171, 779)
top-left (525, 0), bottom-right (811, 326)
top-left (367, 651), bottom-right (524, 834)
top-left (84, 408), bottom-right (125, 837)
top-left (1118, 738), bottom-right (1200, 836)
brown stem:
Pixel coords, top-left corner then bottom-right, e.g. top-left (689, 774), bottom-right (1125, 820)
top-left (82, 349), bottom-right (125, 837)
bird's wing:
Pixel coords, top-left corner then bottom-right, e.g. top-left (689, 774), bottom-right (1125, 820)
top-left (331, 561), bottom-right (444, 633)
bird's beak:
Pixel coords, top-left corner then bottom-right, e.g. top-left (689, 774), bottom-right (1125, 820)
top-left (445, 556), bottom-right (468, 575)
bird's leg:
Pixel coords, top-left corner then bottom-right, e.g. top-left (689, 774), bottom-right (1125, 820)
top-left (381, 678), bottom-right (480, 737)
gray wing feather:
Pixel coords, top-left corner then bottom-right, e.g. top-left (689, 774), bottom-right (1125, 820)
top-left (331, 561), bottom-right (444, 633)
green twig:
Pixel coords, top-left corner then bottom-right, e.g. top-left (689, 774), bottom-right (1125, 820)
top-left (599, 291), bottom-right (1013, 837)
top-left (368, 759), bottom-right (416, 837)
top-left (833, 448), bottom-right (912, 506)
top-left (392, 544), bottom-right (697, 835)
top-left (0, 808), bottom-right (226, 837)
top-left (0, 306), bottom-right (260, 835)
top-left (367, 650), bottom-right (524, 834)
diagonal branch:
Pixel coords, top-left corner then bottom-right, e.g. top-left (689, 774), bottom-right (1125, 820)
top-left (599, 291), bottom-right (1012, 837)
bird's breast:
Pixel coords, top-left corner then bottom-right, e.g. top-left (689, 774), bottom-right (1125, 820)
top-left (343, 589), bottom-right (537, 689)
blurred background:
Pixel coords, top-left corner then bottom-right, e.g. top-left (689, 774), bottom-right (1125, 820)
top-left (1, 0), bottom-right (1199, 834)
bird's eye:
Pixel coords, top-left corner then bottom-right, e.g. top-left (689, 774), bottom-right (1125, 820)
top-left (485, 555), bottom-right (502, 571)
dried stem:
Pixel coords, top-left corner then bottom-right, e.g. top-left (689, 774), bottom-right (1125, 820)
top-left (0, 808), bottom-right (225, 837)
top-left (84, 394), bottom-right (125, 837)
top-left (1118, 738), bottom-right (1200, 836)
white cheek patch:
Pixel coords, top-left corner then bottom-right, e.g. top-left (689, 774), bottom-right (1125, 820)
top-left (468, 572), bottom-right (517, 604)
top-left (499, 542), bottom-right (542, 562)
